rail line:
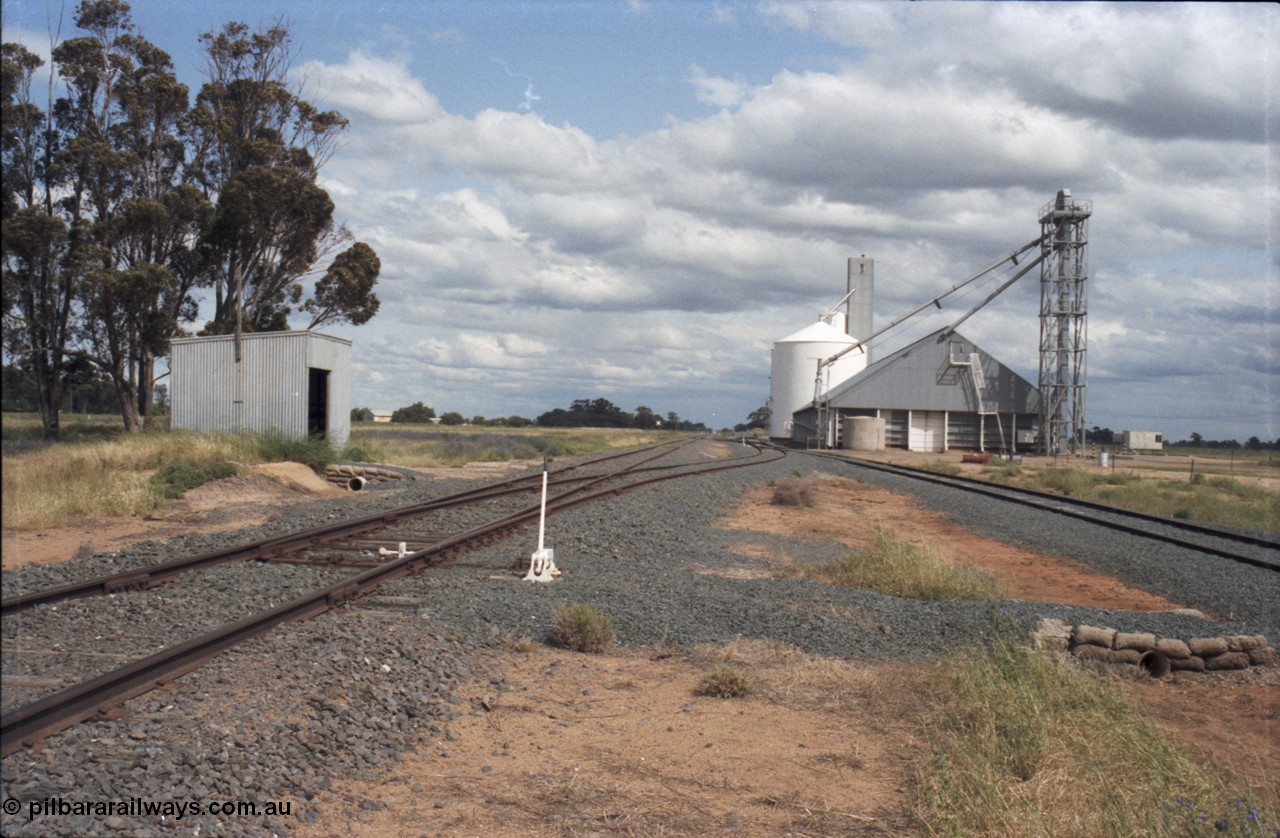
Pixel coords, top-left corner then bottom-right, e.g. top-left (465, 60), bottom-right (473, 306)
top-left (2, 437), bottom-right (727, 615)
top-left (786, 445), bottom-right (1280, 572)
top-left (1, 438), bottom-right (783, 757)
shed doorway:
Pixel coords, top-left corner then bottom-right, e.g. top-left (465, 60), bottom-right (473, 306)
top-left (908, 410), bottom-right (946, 452)
top-left (307, 368), bottom-right (329, 438)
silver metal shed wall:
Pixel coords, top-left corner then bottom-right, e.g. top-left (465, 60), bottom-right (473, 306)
top-left (791, 329), bottom-right (1041, 452)
top-left (170, 332), bottom-right (352, 447)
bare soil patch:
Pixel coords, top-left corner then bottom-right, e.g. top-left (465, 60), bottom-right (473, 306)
top-left (300, 643), bottom-right (923, 837)
top-left (716, 471), bottom-right (1191, 612)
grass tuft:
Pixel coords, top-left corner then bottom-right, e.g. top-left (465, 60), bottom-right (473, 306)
top-left (694, 665), bottom-right (755, 698)
top-left (550, 603), bottom-right (614, 653)
top-left (796, 529), bottom-right (1004, 601)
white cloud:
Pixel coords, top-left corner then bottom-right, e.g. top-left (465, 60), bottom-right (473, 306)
top-left (300, 4), bottom-right (1274, 437)
top-left (688, 64), bottom-right (749, 108)
top-left (298, 51), bottom-right (444, 123)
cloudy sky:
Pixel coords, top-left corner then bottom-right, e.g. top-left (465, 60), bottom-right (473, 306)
top-left (4, 1), bottom-right (1276, 439)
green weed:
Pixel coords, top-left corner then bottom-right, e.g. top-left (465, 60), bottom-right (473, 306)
top-left (797, 529), bottom-right (1004, 601)
top-left (150, 459), bottom-right (237, 499)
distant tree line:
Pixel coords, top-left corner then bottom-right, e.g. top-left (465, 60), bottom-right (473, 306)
top-left (353, 397), bottom-right (754, 433)
top-left (1088, 427), bottom-right (1278, 451)
top-left (535, 398), bottom-right (708, 431)
top-left (3, 3), bottom-right (381, 440)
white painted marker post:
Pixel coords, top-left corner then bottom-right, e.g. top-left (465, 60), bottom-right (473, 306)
top-left (524, 454), bottom-right (560, 582)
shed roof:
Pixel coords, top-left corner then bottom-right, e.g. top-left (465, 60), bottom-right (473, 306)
top-left (822, 329), bottom-right (1040, 414)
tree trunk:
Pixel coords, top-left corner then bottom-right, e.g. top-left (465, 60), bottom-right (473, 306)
top-left (116, 379), bottom-right (145, 433)
top-left (137, 352), bottom-right (156, 430)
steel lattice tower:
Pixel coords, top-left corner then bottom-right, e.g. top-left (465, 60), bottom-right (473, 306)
top-left (1038, 189), bottom-right (1091, 455)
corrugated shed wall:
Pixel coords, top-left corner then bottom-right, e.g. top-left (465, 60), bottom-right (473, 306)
top-left (171, 332), bottom-right (351, 447)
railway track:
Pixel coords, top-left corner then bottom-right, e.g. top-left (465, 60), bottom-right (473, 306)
top-left (1, 438), bottom-right (783, 757)
top-left (786, 446), bottom-right (1280, 573)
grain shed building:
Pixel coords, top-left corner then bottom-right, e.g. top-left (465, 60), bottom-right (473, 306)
top-left (170, 332), bottom-right (352, 448)
top-left (790, 329), bottom-right (1040, 453)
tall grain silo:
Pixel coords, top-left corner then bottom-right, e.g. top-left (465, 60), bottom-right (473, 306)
top-left (768, 257), bottom-right (875, 440)
top-left (768, 315), bottom-right (867, 439)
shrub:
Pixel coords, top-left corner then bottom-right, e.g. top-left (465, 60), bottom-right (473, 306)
top-left (150, 459), bottom-right (237, 499)
top-left (550, 603), bottom-right (614, 653)
top-left (695, 665), bottom-right (755, 698)
top-left (250, 434), bottom-right (336, 470)
top-left (771, 478), bottom-right (816, 507)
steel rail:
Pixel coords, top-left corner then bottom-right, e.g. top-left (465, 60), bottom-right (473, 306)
top-left (1, 439), bottom-right (782, 756)
top-left (1, 438), bottom-right (705, 616)
top-left (792, 447), bottom-right (1280, 572)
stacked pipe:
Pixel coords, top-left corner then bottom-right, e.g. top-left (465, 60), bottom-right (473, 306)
top-left (323, 464), bottom-right (406, 491)
top-left (1035, 619), bottom-right (1276, 677)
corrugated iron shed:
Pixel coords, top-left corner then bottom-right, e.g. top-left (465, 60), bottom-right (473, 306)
top-left (170, 331), bottom-right (352, 448)
top-left (792, 329), bottom-right (1040, 452)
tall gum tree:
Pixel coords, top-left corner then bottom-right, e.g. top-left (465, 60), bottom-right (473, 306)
top-left (50, 0), bottom-right (205, 432)
top-left (187, 20), bottom-right (379, 335)
top-left (1, 39), bottom-right (76, 441)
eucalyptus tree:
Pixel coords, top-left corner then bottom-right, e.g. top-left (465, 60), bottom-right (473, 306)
top-left (1, 40), bottom-right (75, 440)
top-left (188, 20), bottom-right (379, 335)
top-left (49, 0), bottom-right (206, 432)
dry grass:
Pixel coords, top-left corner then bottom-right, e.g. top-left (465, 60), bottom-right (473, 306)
top-left (695, 636), bottom-right (1277, 836)
top-left (550, 603), bottom-right (615, 653)
top-left (693, 664), bottom-right (755, 698)
top-left (701, 638), bottom-right (909, 716)
top-left (769, 477), bottom-right (819, 507)
top-left (1, 430), bottom-right (260, 529)
top-left (1, 413), bottom-right (678, 530)
top-left (914, 628), bottom-right (1279, 837)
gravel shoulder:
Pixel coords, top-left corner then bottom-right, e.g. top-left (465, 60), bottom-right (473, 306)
top-left (2, 443), bottom-right (1277, 837)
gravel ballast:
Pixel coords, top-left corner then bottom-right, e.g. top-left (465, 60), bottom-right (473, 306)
top-left (2, 443), bottom-right (1277, 836)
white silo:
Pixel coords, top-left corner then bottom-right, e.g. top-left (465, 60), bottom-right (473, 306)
top-left (769, 314), bottom-right (868, 439)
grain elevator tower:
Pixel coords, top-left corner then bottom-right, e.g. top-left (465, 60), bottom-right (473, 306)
top-left (1037, 189), bottom-right (1091, 455)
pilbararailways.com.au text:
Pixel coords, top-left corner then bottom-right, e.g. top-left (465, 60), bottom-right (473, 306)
top-left (5, 795), bottom-right (293, 821)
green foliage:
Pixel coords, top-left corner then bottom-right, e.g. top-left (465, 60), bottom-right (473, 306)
top-left (695, 665), bottom-right (755, 699)
top-left (248, 433), bottom-right (337, 470)
top-left (536, 398), bottom-right (710, 432)
top-left (439, 411), bottom-right (465, 426)
top-left (303, 241), bottom-right (381, 329)
top-left (339, 442), bottom-right (378, 463)
top-left (150, 458), bottom-right (237, 499)
top-left (550, 603), bottom-right (614, 653)
top-left (797, 529), bottom-right (1004, 601)
top-left (391, 402), bottom-right (436, 423)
